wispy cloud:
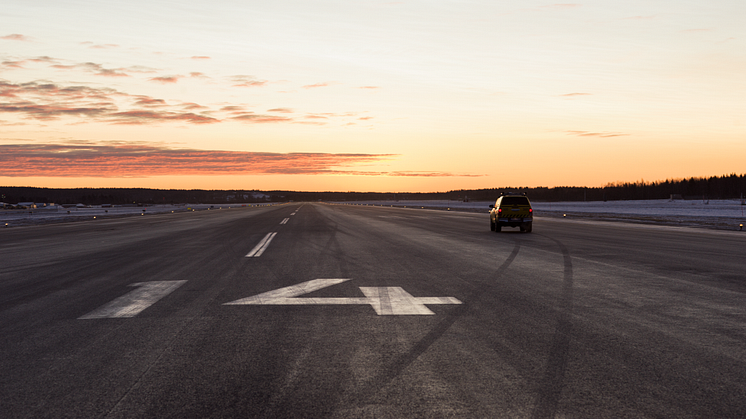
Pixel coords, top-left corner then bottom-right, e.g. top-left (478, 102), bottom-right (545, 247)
top-left (109, 110), bottom-right (219, 125)
top-left (0, 142), bottom-right (398, 177)
top-left (89, 44), bottom-right (119, 49)
top-left (267, 108), bottom-right (293, 113)
top-left (0, 102), bottom-right (113, 120)
top-left (189, 72), bottom-right (208, 78)
top-left (230, 75), bottom-right (268, 88)
top-left (303, 82), bottom-right (330, 89)
top-left (149, 75), bottom-right (182, 84)
top-left (0, 81), bottom-right (215, 124)
top-left (566, 130), bottom-right (628, 138)
top-left (220, 105), bottom-right (246, 113)
top-left (231, 114), bottom-right (293, 123)
top-left (191, 56), bottom-right (210, 60)
top-left (358, 86), bottom-right (380, 90)
top-left (1, 34), bottom-right (32, 41)
top-left (52, 61), bottom-right (130, 77)
top-left (132, 96), bottom-right (168, 107)
top-left (559, 92), bottom-right (591, 97)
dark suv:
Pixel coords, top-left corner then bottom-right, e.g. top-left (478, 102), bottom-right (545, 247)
top-left (489, 194), bottom-right (533, 233)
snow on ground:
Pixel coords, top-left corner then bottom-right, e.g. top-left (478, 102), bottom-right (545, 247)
top-left (0, 203), bottom-right (276, 227)
top-left (331, 199), bottom-right (746, 230)
top-left (3, 199), bottom-right (745, 230)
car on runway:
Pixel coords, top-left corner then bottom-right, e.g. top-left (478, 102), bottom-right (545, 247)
top-left (490, 193), bottom-right (533, 233)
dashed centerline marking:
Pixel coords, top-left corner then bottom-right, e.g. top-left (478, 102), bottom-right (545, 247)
top-left (224, 278), bottom-right (462, 315)
top-left (79, 281), bottom-right (187, 319)
top-left (280, 218), bottom-right (290, 224)
top-left (245, 232), bottom-right (277, 257)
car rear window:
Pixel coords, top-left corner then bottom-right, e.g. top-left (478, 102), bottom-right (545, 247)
top-left (501, 196), bottom-right (529, 205)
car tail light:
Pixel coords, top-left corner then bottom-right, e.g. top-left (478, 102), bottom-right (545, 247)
top-left (529, 208), bottom-right (533, 213)
top-left (497, 208), bottom-right (502, 213)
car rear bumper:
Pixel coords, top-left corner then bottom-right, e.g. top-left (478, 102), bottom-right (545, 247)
top-left (498, 218), bottom-right (532, 226)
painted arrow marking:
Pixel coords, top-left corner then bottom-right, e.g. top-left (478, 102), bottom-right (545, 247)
top-left (224, 278), bottom-right (461, 315)
top-left (79, 280), bottom-right (186, 319)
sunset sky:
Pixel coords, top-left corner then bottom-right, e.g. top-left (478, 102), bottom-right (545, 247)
top-left (2, 0), bottom-right (744, 192)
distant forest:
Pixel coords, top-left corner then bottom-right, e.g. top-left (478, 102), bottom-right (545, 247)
top-left (2, 173), bottom-right (745, 205)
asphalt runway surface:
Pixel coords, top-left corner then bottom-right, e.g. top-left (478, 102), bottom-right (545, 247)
top-left (2, 203), bottom-right (746, 418)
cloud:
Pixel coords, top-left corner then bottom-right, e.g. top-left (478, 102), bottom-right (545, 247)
top-left (386, 171), bottom-right (484, 177)
top-left (566, 130), bottom-right (628, 138)
top-left (132, 96), bottom-right (168, 107)
top-left (559, 93), bottom-right (591, 97)
top-left (181, 102), bottom-right (209, 110)
top-left (220, 105), bottom-right (246, 113)
top-left (358, 86), bottom-right (380, 89)
top-left (0, 80), bottom-right (215, 124)
top-left (189, 72), bottom-right (208, 78)
top-left (191, 56), bottom-right (210, 60)
top-left (230, 75), bottom-right (268, 87)
top-left (0, 81), bottom-right (119, 100)
top-left (89, 44), bottom-right (119, 49)
top-left (1, 34), bottom-right (31, 41)
top-left (0, 142), bottom-right (398, 177)
top-left (109, 110), bottom-right (219, 125)
top-left (303, 82), bottom-right (329, 89)
top-left (149, 75), bottom-right (182, 84)
top-left (358, 116), bottom-right (374, 120)
top-left (267, 108), bottom-right (293, 113)
top-left (1, 60), bottom-right (27, 69)
top-left (0, 102), bottom-right (114, 120)
top-left (231, 114), bottom-right (293, 123)
top-left (51, 61), bottom-right (130, 77)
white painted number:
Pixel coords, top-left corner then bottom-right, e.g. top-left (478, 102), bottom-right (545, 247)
top-left (224, 278), bottom-right (461, 315)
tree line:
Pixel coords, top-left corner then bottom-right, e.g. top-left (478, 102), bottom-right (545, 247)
top-left (2, 173), bottom-right (745, 205)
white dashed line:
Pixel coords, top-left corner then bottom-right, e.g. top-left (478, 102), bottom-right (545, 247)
top-left (280, 218), bottom-right (289, 224)
top-left (245, 232), bottom-right (277, 257)
top-left (79, 281), bottom-right (187, 319)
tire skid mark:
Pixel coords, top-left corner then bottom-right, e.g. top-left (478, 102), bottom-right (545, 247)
top-left (531, 235), bottom-right (574, 419)
top-left (346, 241), bottom-right (522, 408)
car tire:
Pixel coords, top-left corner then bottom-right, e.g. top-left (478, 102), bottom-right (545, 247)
top-left (495, 224), bottom-right (501, 232)
top-left (525, 223), bottom-right (533, 233)
top-left (490, 219), bottom-right (496, 231)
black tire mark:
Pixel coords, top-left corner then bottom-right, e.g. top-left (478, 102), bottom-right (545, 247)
top-left (531, 235), bottom-right (574, 419)
top-left (347, 241), bottom-right (522, 408)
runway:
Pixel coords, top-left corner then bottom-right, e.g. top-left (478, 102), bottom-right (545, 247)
top-left (2, 203), bottom-right (745, 418)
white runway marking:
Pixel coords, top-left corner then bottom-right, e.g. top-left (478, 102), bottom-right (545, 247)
top-left (280, 218), bottom-right (289, 224)
top-left (245, 232), bottom-right (277, 257)
top-left (79, 281), bottom-right (186, 319)
top-left (290, 213), bottom-right (296, 216)
top-left (225, 278), bottom-right (461, 315)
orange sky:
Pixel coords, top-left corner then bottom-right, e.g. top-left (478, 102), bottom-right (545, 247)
top-left (2, 1), bottom-right (745, 192)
